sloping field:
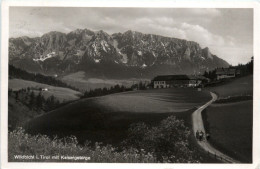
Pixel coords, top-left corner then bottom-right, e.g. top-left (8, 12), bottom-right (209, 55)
top-left (208, 75), bottom-right (253, 98)
top-left (26, 88), bottom-right (211, 144)
top-left (97, 88), bottom-right (211, 113)
top-left (203, 101), bottom-right (253, 163)
top-left (9, 79), bottom-right (82, 102)
top-left (203, 75), bottom-right (253, 163)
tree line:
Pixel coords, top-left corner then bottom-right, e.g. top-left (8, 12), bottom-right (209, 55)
top-left (82, 81), bottom-right (148, 98)
top-left (203, 56), bottom-right (254, 81)
top-left (9, 88), bottom-right (61, 112)
top-left (9, 64), bottom-right (80, 91)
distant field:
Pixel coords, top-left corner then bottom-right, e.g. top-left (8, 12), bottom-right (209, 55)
top-left (26, 88), bottom-right (211, 145)
top-left (207, 75), bottom-right (253, 98)
top-left (203, 75), bottom-right (253, 163)
top-left (61, 71), bottom-right (150, 91)
top-left (9, 79), bottom-right (82, 102)
top-left (203, 101), bottom-right (253, 163)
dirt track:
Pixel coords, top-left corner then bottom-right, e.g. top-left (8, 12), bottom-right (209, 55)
top-left (192, 92), bottom-right (240, 163)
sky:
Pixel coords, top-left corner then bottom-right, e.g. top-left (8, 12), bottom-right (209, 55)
top-left (9, 7), bottom-right (253, 65)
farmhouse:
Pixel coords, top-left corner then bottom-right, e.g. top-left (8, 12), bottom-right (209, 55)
top-left (41, 88), bottom-right (48, 91)
top-left (152, 75), bottom-right (208, 88)
top-left (216, 68), bottom-right (238, 80)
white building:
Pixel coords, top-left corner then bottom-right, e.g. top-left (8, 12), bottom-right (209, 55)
top-left (216, 68), bottom-right (236, 80)
top-left (152, 75), bottom-right (207, 88)
top-left (42, 88), bottom-right (48, 91)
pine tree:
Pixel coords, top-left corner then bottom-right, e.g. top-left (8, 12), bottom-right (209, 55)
top-left (29, 91), bottom-right (35, 109)
top-left (15, 91), bottom-right (19, 102)
top-left (36, 92), bottom-right (43, 109)
top-left (46, 95), bottom-right (56, 111)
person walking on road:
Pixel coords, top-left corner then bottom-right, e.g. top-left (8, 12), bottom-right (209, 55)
top-left (199, 131), bottom-right (204, 141)
top-left (206, 133), bottom-right (210, 140)
top-left (196, 130), bottom-right (199, 140)
top-left (199, 131), bottom-right (203, 141)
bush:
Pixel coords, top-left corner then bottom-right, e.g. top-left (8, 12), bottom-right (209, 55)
top-left (8, 128), bottom-right (156, 162)
top-left (125, 116), bottom-right (199, 163)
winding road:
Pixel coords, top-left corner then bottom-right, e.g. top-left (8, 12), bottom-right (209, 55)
top-left (191, 92), bottom-right (240, 163)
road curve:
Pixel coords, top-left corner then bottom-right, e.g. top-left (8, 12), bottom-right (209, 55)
top-left (191, 92), bottom-right (240, 163)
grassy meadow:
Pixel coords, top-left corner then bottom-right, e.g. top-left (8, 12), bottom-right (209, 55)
top-left (9, 78), bottom-right (82, 102)
top-left (25, 88), bottom-right (211, 145)
top-left (203, 75), bottom-right (253, 163)
top-left (203, 101), bottom-right (253, 163)
top-left (208, 75), bottom-right (253, 98)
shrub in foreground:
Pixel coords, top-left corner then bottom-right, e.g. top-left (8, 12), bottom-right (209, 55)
top-left (8, 128), bottom-right (156, 163)
top-left (125, 116), bottom-right (199, 163)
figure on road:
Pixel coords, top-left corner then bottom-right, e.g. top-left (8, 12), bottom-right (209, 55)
top-left (199, 131), bottom-right (204, 141)
top-left (196, 130), bottom-right (199, 140)
top-left (206, 133), bottom-right (210, 140)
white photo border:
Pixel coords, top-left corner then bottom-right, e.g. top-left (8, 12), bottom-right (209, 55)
top-left (1, 0), bottom-right (260, 169)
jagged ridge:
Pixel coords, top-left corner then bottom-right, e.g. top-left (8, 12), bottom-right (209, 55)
top-left (9, 28), bottom-right (229, 78)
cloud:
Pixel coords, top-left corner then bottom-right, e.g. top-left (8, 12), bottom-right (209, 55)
top-left (188, 8), bottom-right (221, 17)
top-left (180, 22), bottom-right (226, 47)
top-left (9, 7), bottom-right (253, 65)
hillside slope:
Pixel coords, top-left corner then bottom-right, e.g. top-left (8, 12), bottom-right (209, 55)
top-left (208, 75), bottom-right (253, 98)
top-left (9, 78), bottom-right (82, 102)
top-left (25, 88), bottom-right (211, 143)
top-left (203, 75), bottom-right (253, 163)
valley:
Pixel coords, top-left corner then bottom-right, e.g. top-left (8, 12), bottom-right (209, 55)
top-left (61, 71), bottom-right (150, 91)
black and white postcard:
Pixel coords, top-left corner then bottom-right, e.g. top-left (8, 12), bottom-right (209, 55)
top-left (1, 1), bottom-right (259, 169)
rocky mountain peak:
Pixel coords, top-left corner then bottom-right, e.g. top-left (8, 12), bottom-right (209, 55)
top-left (202, 47), bottom-right (213, 59)
top-left (42, 31), bottom-right (66, 38)
top-left (9, 28), bottom-right (229, 77)
top-left (94, 30), bottom-right (112, 42)
top-left (70, 29), bottom-right (84, 35)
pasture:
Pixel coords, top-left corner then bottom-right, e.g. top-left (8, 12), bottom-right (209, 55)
top-left (9, 79), bottom-right (82, 102)
top-left (208, 75), bottom-right (253, 98)
top-left (203, 101), bottom-right (253, 163)
top-left (203, 75), bottom-right (253, 163)
top-left (26, 88), bottom-right (211, 145)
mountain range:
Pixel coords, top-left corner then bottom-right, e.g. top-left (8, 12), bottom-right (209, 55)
top-left (9, 28), bottom-right (229, 78)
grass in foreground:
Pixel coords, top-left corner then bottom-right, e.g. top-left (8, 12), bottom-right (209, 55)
top-left (202, 101), bottom-right (253, 163)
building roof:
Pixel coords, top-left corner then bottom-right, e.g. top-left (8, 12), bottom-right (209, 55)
top-left (216, 68), bottom-right (236, 75)
top-left (153, 75), bottom-right (207, 81)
